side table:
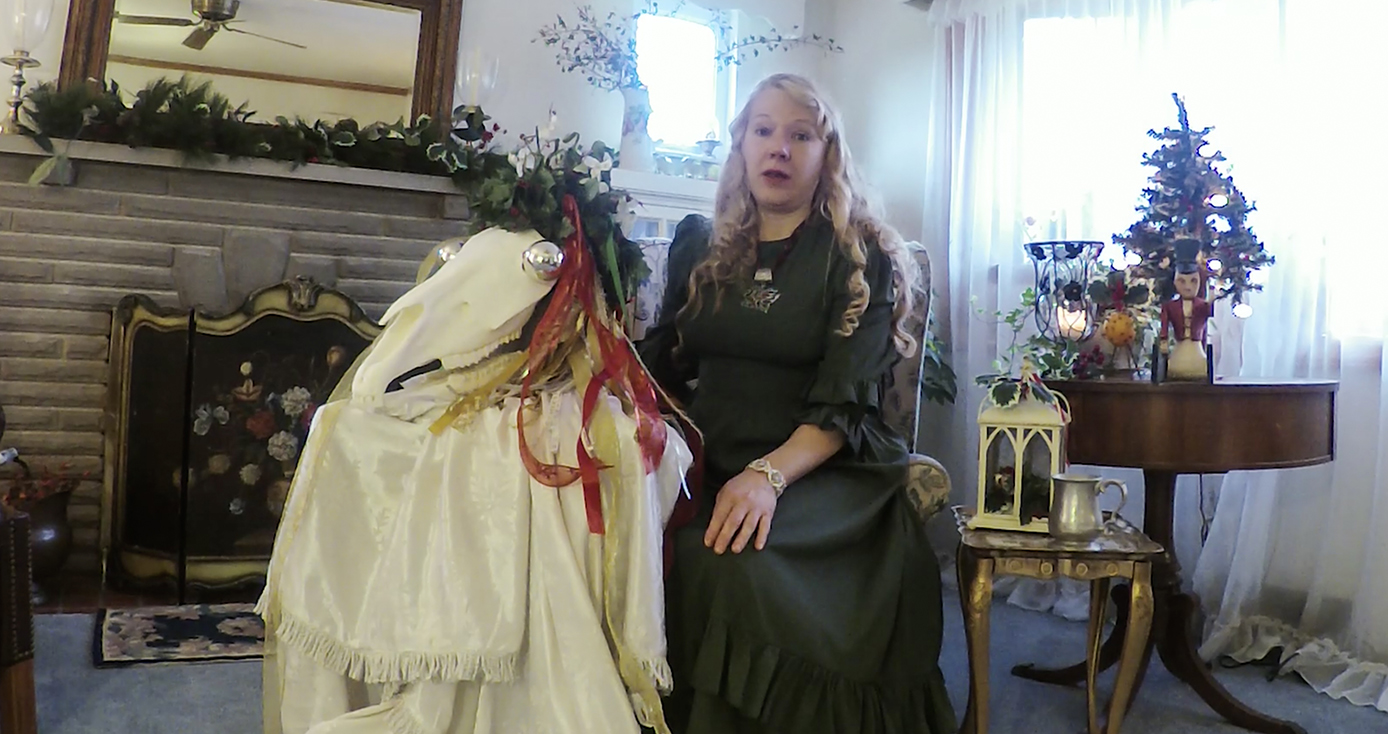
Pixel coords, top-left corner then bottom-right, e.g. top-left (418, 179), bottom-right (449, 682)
top-left (1033, 378), bottom-right (1334, 734)
top-left (954, 506), bottom-right (1164, 734)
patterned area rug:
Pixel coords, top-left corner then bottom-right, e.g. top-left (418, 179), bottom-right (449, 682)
top-left (92, 603), bottom-right (264, 667)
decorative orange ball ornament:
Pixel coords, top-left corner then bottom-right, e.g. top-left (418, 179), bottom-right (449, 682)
top-left (1101, 311), bottom-right (1137, 347)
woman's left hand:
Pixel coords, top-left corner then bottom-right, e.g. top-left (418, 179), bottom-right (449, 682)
top-left (705, 470), bottom-right (778, 554)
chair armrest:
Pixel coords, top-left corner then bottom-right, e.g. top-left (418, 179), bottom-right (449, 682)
top-left (906, 454), bottom-right (951, 524)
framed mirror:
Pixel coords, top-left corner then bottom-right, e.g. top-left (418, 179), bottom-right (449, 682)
top-left (59, 0), bottom-right (462, 124)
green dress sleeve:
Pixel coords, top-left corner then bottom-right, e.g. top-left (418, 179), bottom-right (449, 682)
top-left (637, 214), bottom-right (710, 407)
top-left (795, 240), bottom-right (903, 458)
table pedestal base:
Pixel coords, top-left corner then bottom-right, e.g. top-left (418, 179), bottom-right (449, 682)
top-left (1010, 470), bottom-right (1308, 734)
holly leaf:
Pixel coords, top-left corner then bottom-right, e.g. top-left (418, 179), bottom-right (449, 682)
top-left (1038, 352), bottom-right (1068, 375)
top-left (989, 381), bottom-right (1020, 409)
top-left (1087, 281), bottom-right (1112, 304)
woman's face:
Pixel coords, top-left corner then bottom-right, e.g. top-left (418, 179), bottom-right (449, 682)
top-left (740, 88), bottom-right (827, 216)
top-left (1174, 271), bottom-right (1202, 299)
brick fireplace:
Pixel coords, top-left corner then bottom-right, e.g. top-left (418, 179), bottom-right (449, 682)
top-left (0, 137), bottom-right (470, 575)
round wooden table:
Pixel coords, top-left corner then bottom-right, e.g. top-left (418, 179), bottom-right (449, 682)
top-left (1017, 378), bottom-right (1337, 734)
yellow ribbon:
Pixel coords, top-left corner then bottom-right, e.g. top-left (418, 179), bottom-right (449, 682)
top-left (426, 352), bottom-right (528, 435)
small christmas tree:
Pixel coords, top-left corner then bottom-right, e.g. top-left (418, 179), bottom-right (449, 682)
top-left (1113, 94), bottom-right (1273, 308)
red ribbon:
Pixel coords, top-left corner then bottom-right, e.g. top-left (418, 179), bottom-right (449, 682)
top-left (516, 195), bottom-right (677, 535)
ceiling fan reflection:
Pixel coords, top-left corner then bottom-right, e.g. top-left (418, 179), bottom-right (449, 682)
top-left (115, 0), bottom-right (306, 51)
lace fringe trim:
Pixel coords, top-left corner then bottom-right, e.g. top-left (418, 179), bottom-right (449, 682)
top-left (261, 605), bottom-right (519, 686)
top-left (1202, 614), bottom-right (1388, 712)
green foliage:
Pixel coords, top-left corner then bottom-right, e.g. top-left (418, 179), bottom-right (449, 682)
top-left (1087, 269), bottom-right (1151, 312)
top-left (919, 307), bottom-right (957, 406)
top-left (20, 75), bottom-right (647, 322)
top-left (973, 287), bottom-right (1078, 408)
top-left (1113, 93), bottom-right (1274, 304)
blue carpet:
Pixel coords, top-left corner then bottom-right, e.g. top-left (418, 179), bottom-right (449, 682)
top-left (33, 589), bottom-right (1385, 733)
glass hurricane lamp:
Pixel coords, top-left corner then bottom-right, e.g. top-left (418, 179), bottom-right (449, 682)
top-left (1024, 240), bottom-right (1103, 343)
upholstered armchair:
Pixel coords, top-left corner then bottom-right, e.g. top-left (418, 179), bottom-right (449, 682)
top-left (631, 238), bottom-right (952, 525)
top-left (886, 244), bottom-right (953, 525)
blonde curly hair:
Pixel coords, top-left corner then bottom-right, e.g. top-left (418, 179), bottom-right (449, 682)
top-left (681, 73), bottom-right (920, 357)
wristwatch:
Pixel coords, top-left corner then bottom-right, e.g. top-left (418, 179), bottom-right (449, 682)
top-left (746, 458), bottom-right (787, 497)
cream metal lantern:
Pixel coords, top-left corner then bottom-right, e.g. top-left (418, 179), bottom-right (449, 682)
top-left (970, 382), bottom-right (1070, 533)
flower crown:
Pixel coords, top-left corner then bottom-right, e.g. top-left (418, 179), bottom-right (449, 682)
top-left (447, 108), bottom-right (648, 320)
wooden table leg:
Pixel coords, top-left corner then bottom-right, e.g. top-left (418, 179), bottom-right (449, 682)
top-left (958, 546), bottom-right (994, 734)
top-left (1106, 563), bottom-right (1154, 734)
top-left (1142, 471), bottom-right (1310, 734)
top-left (1086, 577), bottom-right (1111, 734)
top-left (1012, 582), bottom-right (1130, 686)
top-left (1153, 594), bottom-right (1308, 734)
top-left (0, 659), bottom-right (38, 734)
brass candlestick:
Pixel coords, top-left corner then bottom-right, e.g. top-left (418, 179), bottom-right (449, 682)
top-left (1, 50), bottom-right (40, 135)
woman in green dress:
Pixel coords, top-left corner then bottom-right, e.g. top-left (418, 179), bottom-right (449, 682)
top-left (639, 73), bottom-right (957, 734)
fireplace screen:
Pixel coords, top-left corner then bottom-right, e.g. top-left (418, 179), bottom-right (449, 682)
top-left (104, 278), bottom-right (379, 601)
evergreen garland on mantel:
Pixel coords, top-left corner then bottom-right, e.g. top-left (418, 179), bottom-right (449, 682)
top-left (20, 75), bottom-right (648, 315)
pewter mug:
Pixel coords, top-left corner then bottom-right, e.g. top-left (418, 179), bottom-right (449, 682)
top-left (1049, 472), bottom-right (1128, 540)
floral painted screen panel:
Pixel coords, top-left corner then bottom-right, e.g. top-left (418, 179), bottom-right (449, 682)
top-left (177, 316), bottom-right (368, 560)
top-left (111, 283), bottom-right (376, 600)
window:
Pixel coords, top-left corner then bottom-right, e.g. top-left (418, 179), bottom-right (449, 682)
top-left (635, 3), bottom-right (735, 152)
top-left (1018, 0), bottom-right (1386, 338)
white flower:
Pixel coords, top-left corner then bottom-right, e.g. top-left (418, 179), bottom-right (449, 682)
top-left (574, 152), bottom-right (613, 193)
top-left (192, 404), bottom-right (214, 436)
top-left (239, 464), bottom-right (262, 486)
top-left (615, 193), bottom-right (639, 235)
top-left (508, 146), bottom-right (537, 176)
top-left (279, 386), bottom-right (312, 418)
top-left (212, 405), bottom-right (230, 424)
top-left (267, 431), bottom-right (301, 462)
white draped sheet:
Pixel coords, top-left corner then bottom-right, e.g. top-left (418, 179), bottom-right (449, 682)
top-left (257, 379), bottom-right (692, 734)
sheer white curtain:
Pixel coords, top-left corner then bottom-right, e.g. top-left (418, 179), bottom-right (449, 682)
top-left (923, 0), bottom-right (1388, 712)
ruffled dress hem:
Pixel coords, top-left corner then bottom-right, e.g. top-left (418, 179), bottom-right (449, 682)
top-left (683, 615), bottom-right (956, 734)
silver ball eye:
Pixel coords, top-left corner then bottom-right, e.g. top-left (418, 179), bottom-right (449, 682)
top-left (437, 238), bottom-right (465, 262)
top-left (522, 240), bottom-right (564, 282)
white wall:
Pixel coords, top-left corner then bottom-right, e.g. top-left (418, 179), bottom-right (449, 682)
top-left (821, 0), bottom-right (941, 246)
